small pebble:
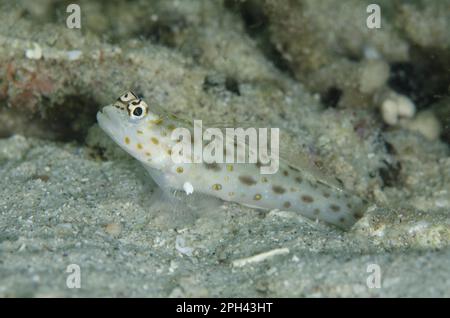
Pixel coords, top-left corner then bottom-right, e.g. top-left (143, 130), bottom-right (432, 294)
top-left (25, 43), bottom-right (42, 60)
top-left (183, 182), bottom-right (194, 195)
top-left (380, 92), bottom-right (415, 125)
top-left (105, 223), bottom-right (122, 236)
top-left (402, 111), bottom-right (441, 141)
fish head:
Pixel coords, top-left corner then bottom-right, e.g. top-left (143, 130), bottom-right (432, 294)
top-left (97, 91), bottom-right (162, 161)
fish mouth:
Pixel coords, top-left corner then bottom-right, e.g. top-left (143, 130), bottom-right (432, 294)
top-left (97, 105), bottom-right (124, 138)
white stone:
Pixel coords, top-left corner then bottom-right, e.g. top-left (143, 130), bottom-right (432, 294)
top-left (381, 99), bottom-right (399, 125)
top-left (183, 181), bottom-right (194, 195)
top-left (380, 92), bottom-right (416, 125)
top-left (402, 111), bottom-right (441, 141)
top-left (25, 43), bottom-right (42, 60)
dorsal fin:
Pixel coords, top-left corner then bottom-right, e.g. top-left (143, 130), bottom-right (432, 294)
top-left (203, 121), bottom-right (345, 190)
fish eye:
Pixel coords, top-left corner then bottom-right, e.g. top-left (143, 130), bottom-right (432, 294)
top-left (127, 99), bottom-right (148, 120)
top-left (133, 107), bottom-right (143, 117)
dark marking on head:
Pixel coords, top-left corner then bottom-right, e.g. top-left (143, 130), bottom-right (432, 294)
top-left (301, 195), bottom-right (314, 203)
top-left (239, 175), bottom-right (257, 186)
top-left (339, 217), bottom-right (345, 223)
top-left (283, 170), bottom-right (289, 177)
top-left (283, 201), bottom-right (291, 209)
top-left (323, 192), bottom-right (330, 198)
top-left (295, 177), bottom-right (303, 184)
top-left (313, 208), bottom-right (320, 215)
top-left (117, 91), bottom-right (138, 104)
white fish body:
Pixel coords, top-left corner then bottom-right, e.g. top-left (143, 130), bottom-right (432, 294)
top-left (97, 92), bottom-right (369, 230)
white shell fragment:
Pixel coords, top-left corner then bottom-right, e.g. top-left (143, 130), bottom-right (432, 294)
top-left (25, 43), bottom-right (42, 60)
top-left (232, 248), bottom-right (290, 267)
top-left (183, 182), bottom-right (194, 195)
